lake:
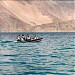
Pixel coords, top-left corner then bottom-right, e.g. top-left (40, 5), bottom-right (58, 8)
top-left (0, 32), bottom-right (75, 75)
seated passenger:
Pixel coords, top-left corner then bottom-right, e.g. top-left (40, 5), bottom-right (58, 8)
top-left (27, 35), bottom-right (31, 39)
top-left (21, 34), bottom-right (25, 41)
top-left (34, 35), bottom-right (38, 39)
top-left (17, 35), bottom-right (21, 41)
top-left (22, 35), bottom-right (25, 39)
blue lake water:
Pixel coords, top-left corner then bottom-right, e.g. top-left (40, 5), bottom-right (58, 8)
top-left (0, 32), bottom-right (75, 75)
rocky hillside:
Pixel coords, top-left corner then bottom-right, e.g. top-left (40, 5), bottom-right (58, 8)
top-left (29, 20), bottom-right (75, 32)
top-left (0, 0), bottom-right (75, 32)
top-left (0, 2), bottom-right (31, 32)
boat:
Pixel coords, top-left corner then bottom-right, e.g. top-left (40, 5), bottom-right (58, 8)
top-left (17, 38), bottom-right (43, 42)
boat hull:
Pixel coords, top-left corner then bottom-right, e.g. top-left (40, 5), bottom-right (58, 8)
top-left (17, 38), bottom-right (43, 42)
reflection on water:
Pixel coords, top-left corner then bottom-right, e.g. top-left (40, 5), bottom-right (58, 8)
top-left (0, 32), bottom-right (75, 75)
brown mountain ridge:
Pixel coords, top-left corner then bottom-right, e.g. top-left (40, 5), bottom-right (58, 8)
top-left (0, 0), bottom-right (75, 32)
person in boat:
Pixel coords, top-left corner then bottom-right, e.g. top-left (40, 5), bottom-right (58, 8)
top-left (34, 35), bottom-right (38, 39)
top-left (21, 34), bottom-right (26, 41)
top-left (27, 35), bottom-right (31, 40)
top-left (17, 35), bottom-right (21, 41)
top-left (25, 34), bottom-right (31, 40)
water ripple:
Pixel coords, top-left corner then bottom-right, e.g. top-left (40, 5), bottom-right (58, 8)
top-left (0, 33), bottom-right (75, 75)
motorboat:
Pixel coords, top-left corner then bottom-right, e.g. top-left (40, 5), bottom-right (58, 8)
top-left (17, 38), bottom-right (43, 42)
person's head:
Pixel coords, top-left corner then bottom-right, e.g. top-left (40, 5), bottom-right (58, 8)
top-left (22, 34), bottom-right (24, 36)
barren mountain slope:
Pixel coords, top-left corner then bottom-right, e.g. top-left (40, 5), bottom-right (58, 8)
top-left (19, 0), bottom-right (75, 21)
top-left (1, 0), bottom-right (74, 25)
top-left (0, 2), bottom-right (31, 32)
top-left (1, 0), bottom-right (52, 26)
top-left (0, 0), bottom-right (75, 32)
top-left (29, 20), bottom-right (75, 32)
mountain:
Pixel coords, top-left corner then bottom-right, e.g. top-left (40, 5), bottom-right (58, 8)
top-left (0, 2), bottom-right (31, 32)
top-left (0, 0), bottom-right (75, 32)
top-left (29, 20), bottom-right (75, 32)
